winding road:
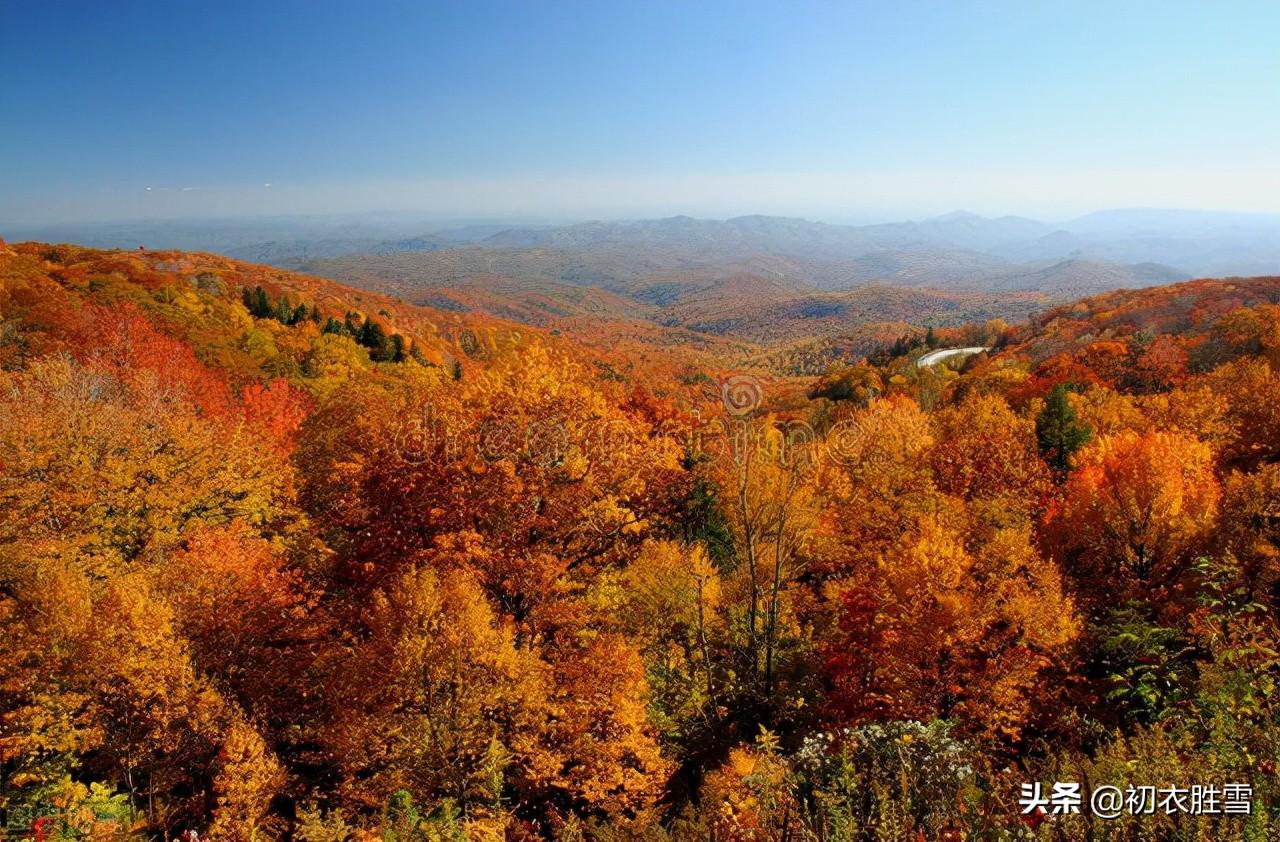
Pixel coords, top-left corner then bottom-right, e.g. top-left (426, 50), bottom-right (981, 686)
top-left (915, 346), bottom-right (990, 368)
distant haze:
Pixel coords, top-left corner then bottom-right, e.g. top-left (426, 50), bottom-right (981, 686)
top-left (12, 209), bottom-right (1280, 289)
top-left (6, 170), bottom-right (1280, 228)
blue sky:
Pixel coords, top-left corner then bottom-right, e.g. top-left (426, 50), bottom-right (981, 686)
top-left (2, 0), bottom-right (1278, 223)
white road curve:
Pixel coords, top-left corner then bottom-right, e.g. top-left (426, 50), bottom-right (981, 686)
top-left (915, 346), bottom-right (990, 368)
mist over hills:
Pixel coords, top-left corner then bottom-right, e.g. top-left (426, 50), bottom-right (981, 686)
top-left (7, 208), bottom-right (1278, 357)
top-left (278, 210), bottom-right (1216, 348)
top-left (453, 209), bottom-right (1280, 279)
top-left (10, 208), bottom-right (1280, 278)
top-left (0, 217), bottom-right (511, 268)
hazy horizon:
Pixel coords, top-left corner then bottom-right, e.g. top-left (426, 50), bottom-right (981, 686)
top-left (9, 203), bottom-right (1280, 237)
top-left (8, 175), bottom-right (1280, 229)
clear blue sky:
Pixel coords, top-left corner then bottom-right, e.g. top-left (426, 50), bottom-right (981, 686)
top-left (2, 0), bottom-right (1278, 223)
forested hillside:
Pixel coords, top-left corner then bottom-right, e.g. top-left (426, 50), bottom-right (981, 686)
top-left (300, 237), bottom-right (1163, 350)
top-left (3, 243), bottom-right (1280, 840)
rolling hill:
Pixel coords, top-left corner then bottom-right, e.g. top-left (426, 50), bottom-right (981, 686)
top-left (298, 220), bottom-right (1186, 356)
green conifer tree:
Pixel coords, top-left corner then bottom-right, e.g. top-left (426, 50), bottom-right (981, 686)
top-left (1036, 383), bottom-right (1092, 473)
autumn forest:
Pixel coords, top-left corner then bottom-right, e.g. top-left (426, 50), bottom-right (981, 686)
top-left (0, 235), bottom-right (1278, 841)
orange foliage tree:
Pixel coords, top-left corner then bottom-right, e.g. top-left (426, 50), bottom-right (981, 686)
top-left (1048, 429), bottom-right (1220, 599)
top-left (825, 515), bottom-right (1078, 741)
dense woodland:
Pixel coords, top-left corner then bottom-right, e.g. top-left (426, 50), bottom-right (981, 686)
top-left (3, 242), bottom-right (1280, 840)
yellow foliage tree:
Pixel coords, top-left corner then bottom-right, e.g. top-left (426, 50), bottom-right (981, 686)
top-left (207, 720), bottom-right (286, 842)
top-left (827, 516), bottom-right (1078, 741)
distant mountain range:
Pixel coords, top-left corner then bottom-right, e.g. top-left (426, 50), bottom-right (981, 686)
top-left (284, 211), bottom-right (1212, 347)
top-left (7, 208), bottom-right (1280, 359)
top-left (377, 208), bottom-right (1280, 279)
top-left (0, 217), bottom-right (510, 267)
top-left (11, 208), bottom-right (1280, 279)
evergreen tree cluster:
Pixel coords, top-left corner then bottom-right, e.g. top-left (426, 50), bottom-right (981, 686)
top-left (321, 310), bottom-right (416, 364)
top-left (239, 285), bottom-right (427, 365)
top-left (241, 284), bottom-right (319, 327)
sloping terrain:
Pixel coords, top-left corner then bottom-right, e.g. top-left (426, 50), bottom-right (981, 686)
top-left (8, 240), bottom-right (1280, 840)
top-left (303, 246), bottom-right (1104, 353)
